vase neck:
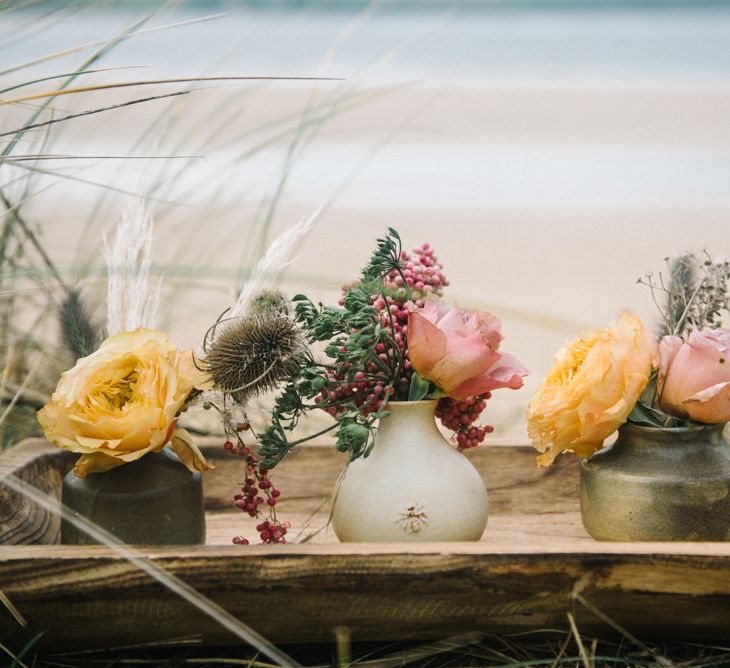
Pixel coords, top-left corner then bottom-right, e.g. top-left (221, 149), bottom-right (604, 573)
top-left (376, 400), bottom-right (440, 448)
top-left (618, 422), bottom-right (726, 447)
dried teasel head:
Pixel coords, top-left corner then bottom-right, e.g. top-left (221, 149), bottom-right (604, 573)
top-left (202, 311), bottom-right (309, 403)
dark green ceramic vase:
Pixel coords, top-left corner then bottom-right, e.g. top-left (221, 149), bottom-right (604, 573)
top-left (61, 448), bottom-right (205, 545)
top-left (581, 422), bottom-right (730, 541)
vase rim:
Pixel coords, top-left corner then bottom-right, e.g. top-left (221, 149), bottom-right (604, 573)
top-left (383, 399), bottom-right (439, 408)
top-left (623, 421), bottom-right (725, 435)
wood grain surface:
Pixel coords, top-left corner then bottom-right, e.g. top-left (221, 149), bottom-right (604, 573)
top-left (0, 441), bottom-right (72, 545)
top-left (2, 439), bottom-right (730, 650)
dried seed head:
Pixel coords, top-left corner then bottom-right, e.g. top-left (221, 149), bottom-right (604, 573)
top-left (58, 288), bottom-right (103, 361)
top-left (203, 313), bottom-right (308, 403)
top-left (249, 289), bottom-right (290, 316)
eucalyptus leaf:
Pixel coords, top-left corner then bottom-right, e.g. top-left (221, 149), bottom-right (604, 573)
top-left (627, 400), bottom-right (667, 428)
top-left (408, 372), bottom-right (431, 401)
top-left (638, 372), bottom-right (659, 407)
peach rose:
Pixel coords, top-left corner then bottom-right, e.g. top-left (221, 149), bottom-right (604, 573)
top-left (657, 329), bottom-right (730, 423)
top-left (527, 313), bottom-right (653, 466)
top-left (38, 328), bottom-right (211, 477)
top-left (407, 299), bottom-right (528, 400)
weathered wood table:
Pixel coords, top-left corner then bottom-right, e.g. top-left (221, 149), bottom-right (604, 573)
top-left (1, 438), bottom-right (730, 650)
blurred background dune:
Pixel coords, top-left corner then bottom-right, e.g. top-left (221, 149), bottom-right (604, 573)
top-left (2, 0), bottom-right (730, 443)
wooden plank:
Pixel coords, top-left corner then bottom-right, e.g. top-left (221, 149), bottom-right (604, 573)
top-left (1, 545), bottom-right (730, 648)
top-left (0, 441), bottom-right (72, 545)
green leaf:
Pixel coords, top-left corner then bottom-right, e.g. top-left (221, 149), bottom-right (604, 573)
top-left (638, 372), bottom-right (659, 407)
top-left (9, 632), bottom-right (44, 668)
top-left (627, 400), bottom-right (668, 428)
top-left (362, 228), bottom-right (403, 282)
top-left (336, 419), bottom-right (370, 454)
top-left (408, 372), bottom-right (431, 401)
top-left (310, 376), bottom-right (326, 392)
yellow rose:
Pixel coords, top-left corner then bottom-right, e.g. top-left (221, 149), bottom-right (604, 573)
top-left (527, 313), bottom-right (653, 467)
top-left (38, 328), bottom-right (211, 477)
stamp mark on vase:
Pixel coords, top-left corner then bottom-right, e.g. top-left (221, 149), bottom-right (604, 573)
top-left (398, 504), bottom-right (428, 533)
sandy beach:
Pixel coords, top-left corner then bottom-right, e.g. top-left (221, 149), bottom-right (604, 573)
top-left (3, 5), bottom-right (730, 439)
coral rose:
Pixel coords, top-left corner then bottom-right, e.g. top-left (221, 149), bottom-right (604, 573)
top-left (407, 299), bottom-right (528, 400)
top-left (38, 328), bottom-right (211, 477)
top-left (527, 313), bottom-right (653, 467)
top-left (657, 329), bottom-right (730, 424)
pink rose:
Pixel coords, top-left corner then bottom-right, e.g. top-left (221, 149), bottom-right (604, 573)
top-left (658, 328), bottom-right (730, 423)
top-left (407, 299), bottom-right (528, 400)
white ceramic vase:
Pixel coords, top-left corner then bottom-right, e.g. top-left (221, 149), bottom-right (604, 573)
top-left (331, 400), bottom-right (489, 542)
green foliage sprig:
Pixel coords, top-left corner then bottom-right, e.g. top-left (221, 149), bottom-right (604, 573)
top-left (257, 229), bottom-right (411, 469)
top-left (362, 226), bottom-right (403, 282)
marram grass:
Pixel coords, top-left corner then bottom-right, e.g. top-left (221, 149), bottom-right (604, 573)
top-left (0, 2), bottom-right (341, 450)
top-left (6, 629), bottom-right (730, 668)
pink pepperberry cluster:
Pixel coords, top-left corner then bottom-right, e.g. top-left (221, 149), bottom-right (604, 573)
top-left (316, 373), bottom-right (396, 416)
top-left (232, 519), bottom-right (291, 545)
top-left (382, 242), bottom-right (449, 306)
top-left (226, 421), bottom-right (288, 545)
top-left (436, 394), bottom-right (494, 451)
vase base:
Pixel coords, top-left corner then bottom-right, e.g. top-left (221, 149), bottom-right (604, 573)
top-left (580, 425), bottom-right (730, 542)
top-left (60, 450), bottom-right (206, 545)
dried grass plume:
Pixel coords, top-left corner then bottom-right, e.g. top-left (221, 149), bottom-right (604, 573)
top-left (231, 206), bottom-right (322, 322)
top-left (104, 200), bottom-right (161, 335)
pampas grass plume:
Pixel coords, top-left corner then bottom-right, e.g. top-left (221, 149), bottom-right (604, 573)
top-left (231, 206), bottom-right (322, 322)
top-left (104, 200), bottom-right (161, 336)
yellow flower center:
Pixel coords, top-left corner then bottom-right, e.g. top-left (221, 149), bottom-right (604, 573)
top-left (555, 334), bottom-right (600, 386)
top-left (91, 367), bottom-right (140, 413)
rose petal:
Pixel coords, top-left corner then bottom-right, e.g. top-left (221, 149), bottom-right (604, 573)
top-left (656, 335), bottom-right (682, 395)
top-left (475, 311), bottom-right (503, 351)
top-left (169, 429), bottom-right (215, 473)
top-left (436, 307), bottom-right (470, 335)
top-left (450, 352), bottom-right (528, 399)
top-left (689, 329), bottom-right (730, 360)
top-left (74, 452), bottom-right (127, 478)
top-left (407, 310), bottom-right (448, 375)
top-left (420, 297), bottom-right (450, 323)
top-left (427, 332), bottom-right (500, 396)
top-left (684, 381), bottom-right (730, 423)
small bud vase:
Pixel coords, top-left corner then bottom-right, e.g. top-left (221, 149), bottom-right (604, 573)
top-left (581, 422), bottom-right (730, 541)
top-left (61, 449), bottom-right (206, 545)
top-left (331, 400), bottom-right (488, 542)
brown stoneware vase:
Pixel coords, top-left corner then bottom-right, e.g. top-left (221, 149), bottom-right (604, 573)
top-left (581, 422), bottom-right (730, 541)
top-left (61, 448), bottom-right (205, 545)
